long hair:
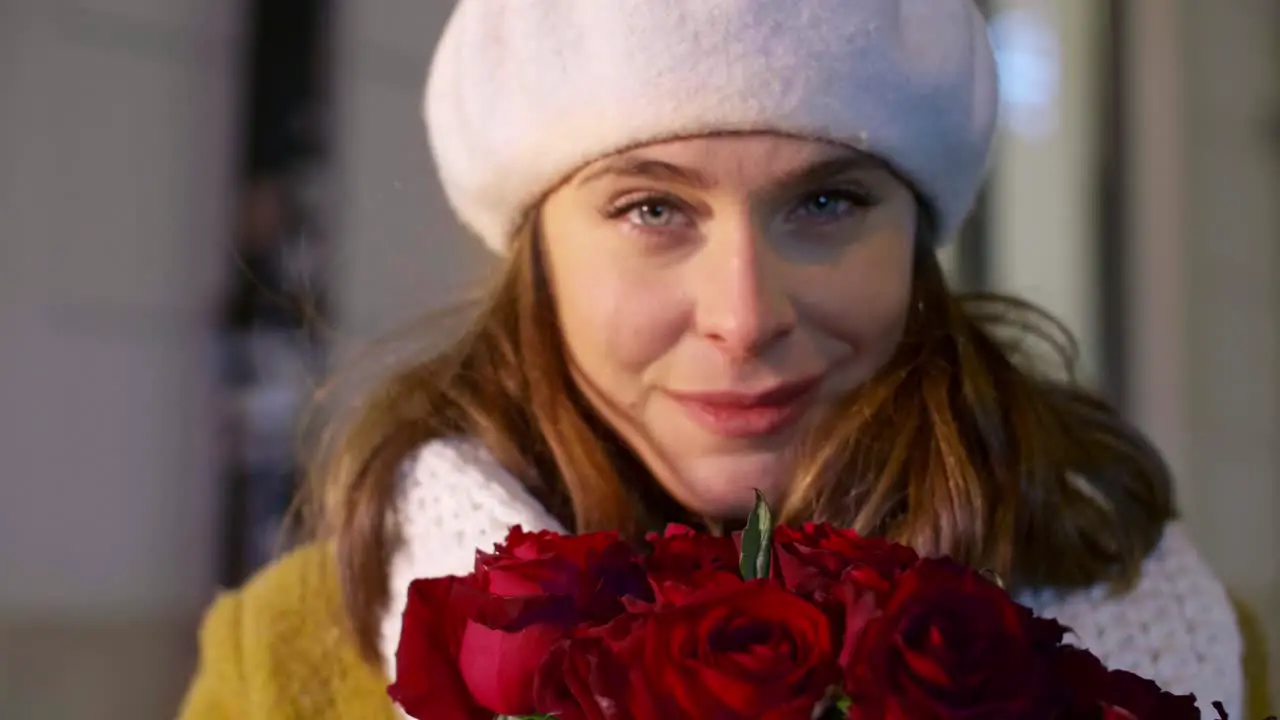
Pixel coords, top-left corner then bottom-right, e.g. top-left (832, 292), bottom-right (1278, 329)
top-left (781, 250), bottom-right (1173, 591)
top-left (300, 215), bottom-right (1173, 662)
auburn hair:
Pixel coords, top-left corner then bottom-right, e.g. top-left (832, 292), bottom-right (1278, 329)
top-left (300, 213), bottom-right (1174, 662)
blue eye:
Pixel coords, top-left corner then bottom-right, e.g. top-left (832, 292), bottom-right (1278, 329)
top-left (606, 194), bottom-right (691, 231)
top-left (787, 188), bottom-right (880, 224)
top-left (627, 202), bottom-right (678, 227)
top-left (795, 192), bottom-right (855, 219)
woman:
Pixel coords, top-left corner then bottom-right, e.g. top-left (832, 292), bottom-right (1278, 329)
top-left (180, 0), bottom-right (1246, 717)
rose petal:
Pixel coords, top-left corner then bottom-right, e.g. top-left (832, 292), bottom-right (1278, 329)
top-left (387, 577), bottom-right (490, 719)
top-left (614, 581), bottom-right (838, 720)
top-left (844, 559), bottom-right (1069, 717)
top-left (485, 556), bottom-right (581, 595)
top-left (458, 583), bottom-right (579, 632)
top-left (458, 621), bottom-right (563, 715)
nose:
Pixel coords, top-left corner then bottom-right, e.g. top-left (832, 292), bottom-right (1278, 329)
top-left (692, 221), bottom-right (797, 359)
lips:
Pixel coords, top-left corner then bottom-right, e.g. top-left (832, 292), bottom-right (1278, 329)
top-left (666, 377), bottom-right (822, 438)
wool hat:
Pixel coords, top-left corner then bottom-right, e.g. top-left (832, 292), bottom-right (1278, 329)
top-left (425, 0), bottom-right (998, 253)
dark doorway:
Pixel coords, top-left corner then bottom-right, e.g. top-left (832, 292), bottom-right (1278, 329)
top-left (218, 0), bottom-right (332, 587)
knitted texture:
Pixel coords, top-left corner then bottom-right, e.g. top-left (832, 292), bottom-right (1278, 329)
top-left (382, 438), bottom-right (1246, 719)
top-left (426, 0), bottom-right (997, 251)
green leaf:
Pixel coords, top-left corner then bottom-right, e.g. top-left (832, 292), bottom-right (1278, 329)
top-left (813, 689), bottom-right (853, 719)
top-left (816, 704), bottom-right (849, 720)
top-left (738, 489), bottom-right (774, 580)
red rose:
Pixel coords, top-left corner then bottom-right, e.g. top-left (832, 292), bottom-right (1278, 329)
top-left (1056, 646), bottom-right (1201, 719)
top-left (773, 523), bottom-right (919, 597)
top-left (388, 576), bottom-right (493, 720)
top-left (645, 524), bottom-right (741, 581)
top-left (821, 578), bottom-right (884, 669)
top-left (388, 528), bottom-right (650, 718)
top-left (844, 559), bottom-right (1071, 719)
top-left (532, 634), bottom-right (629, 720)
top-left (643, 524), bottom-right (744, 605)
top-left (605, 581), bottom-right (840, 720)
top-left (531, 616), bottom-right (658, 720)
top-left (480, 528), bottom-right (652, 623)
top-left (772, 524), bottom-right (919, 667)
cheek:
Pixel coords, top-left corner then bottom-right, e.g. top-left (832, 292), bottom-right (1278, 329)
top-left (548, 252), bottom-right (688, 396)
top-left (799, 235), bottom-right (914, 372)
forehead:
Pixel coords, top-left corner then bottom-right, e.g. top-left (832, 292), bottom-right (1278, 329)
top-left (571, 133), bottom-right (890, 190)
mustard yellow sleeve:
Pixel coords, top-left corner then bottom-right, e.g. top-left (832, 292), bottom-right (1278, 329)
top-left (1234, 596), bottom-right (1277, 718)
top-left (178, 591), bottom-right (247, 719)
top-left (174, 544), bottom-right (395, 719)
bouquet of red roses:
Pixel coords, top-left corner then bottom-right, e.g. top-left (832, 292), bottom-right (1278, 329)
top-left (389, 494), bottom-right (1250, 719)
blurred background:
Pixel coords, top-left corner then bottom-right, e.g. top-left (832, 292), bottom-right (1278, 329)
top-left (0, 0), bottom-right (1276, 716)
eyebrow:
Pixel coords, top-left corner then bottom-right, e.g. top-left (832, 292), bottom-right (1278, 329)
top-left (779, 155), bottom-right (884, 189)
top-left (576, 157), bottom-right (713, 188)
top-left (574, 152), bottom-right (883, 191)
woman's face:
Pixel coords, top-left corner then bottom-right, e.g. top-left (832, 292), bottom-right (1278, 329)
top-left (540, 134), bottom-right (919, 519)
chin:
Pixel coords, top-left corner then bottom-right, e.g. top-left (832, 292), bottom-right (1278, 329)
top-left (672, 451), bottom-right (793, 520)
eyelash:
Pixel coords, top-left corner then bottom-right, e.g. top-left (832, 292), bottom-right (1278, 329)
top-left (603, 187), bottom-right (880, 231)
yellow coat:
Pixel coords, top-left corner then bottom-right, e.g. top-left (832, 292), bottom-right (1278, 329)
top-left (178, 543), bottom-right (1275, 719)
top-left (178, 544), bottom-right (398, 720)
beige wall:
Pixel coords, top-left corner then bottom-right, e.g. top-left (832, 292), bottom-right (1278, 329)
top-left (986, 0), bottom-right (1107, 384)
top-left (0, 0), bottom-right (242, 715)
top-left (328, 0), bottom-right (493, 355)
top-left (1179, 0), bottom-right (1280, 704)
top-left (1127, 0), bottom-right (1280, 706)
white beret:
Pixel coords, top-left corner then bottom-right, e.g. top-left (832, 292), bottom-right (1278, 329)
top-left (425, 0), bottom-right (998, 253)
